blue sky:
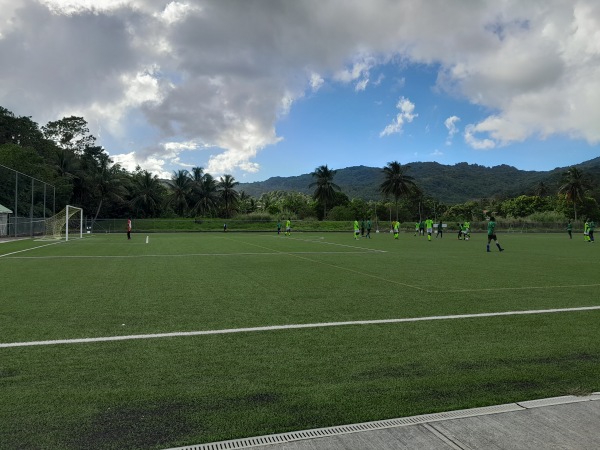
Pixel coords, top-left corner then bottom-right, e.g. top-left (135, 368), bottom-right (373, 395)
top-left (1, 1), bottom-right (599, 182)
top-left (234, 61), bottom-right (599, 181)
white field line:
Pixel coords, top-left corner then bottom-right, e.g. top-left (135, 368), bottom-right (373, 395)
top-left (224, 236), bottom-right (425, 290)
top-left (3, 251), bottom-right (375, 260)
top-left (2, 305), bottom-right (600, 349)
top-left (272, 235), bottom-right (387, 253)
top-left (0, 240), bottom-right (65, 258)
top-left (0, 237), bottom-right (30, 245)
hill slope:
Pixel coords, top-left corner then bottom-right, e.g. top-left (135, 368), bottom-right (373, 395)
top-left (238, 158), bottom-right (600, 204)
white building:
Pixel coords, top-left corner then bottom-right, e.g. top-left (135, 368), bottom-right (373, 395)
top-left (0, 203), bottom-right (13, 236)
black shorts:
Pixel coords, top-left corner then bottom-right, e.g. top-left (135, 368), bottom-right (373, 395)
top-left (488, 234), bottom-right (497, 241)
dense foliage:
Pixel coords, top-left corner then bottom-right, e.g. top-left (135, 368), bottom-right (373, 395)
top-left (1, 105), bottom-right (599, 224)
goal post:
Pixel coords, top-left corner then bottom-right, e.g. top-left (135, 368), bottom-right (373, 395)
top-left (65, 205), bottom-right (83, 241)
top-left (42, 205), bottom-right (84, 241)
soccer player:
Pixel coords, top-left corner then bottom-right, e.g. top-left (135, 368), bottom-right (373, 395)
top-left (393, 220), bottom-right (400, 239)
top-left (360, 219), bottom-right (366, 237)
top-left (588, 219), bottom-right (595, 243)
top-left (584, 219), bottom-right (590, 242)
top-left (457, 223), bottom-right (463, 240)
top-left (127, 218), bottom-right (131, 240)
top-left (286, 218), bottom-right (291, 236)
top-left (463, 220), bottom-right (471, 240)
top-left (277, 219), bottom-right (281, 235)
top-left (436, 219), bottom-right (443, 238)
top-left (425, 218), bottom-right (434, 241)
top-left (566, 220), bottom-right (572, 239)
top-left (487, 216), bottom-right (504, 252)
top-left (414, 222), bottom-right (419, 236)
top-left (354, 219), bottom-right (360, 240)
top-left (366, 219), bottom-right (372, 239)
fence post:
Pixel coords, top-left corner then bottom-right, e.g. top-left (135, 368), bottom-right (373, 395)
top-left (30, 178), bottom-right (34, 237)
top-left (14, 172), bottom-right (18, 237)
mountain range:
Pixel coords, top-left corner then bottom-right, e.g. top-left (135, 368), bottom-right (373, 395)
top-left (238, 157), bottom-right (600, 204)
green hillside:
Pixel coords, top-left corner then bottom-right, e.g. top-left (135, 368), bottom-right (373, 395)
top-left (238, 159), bottom-right (600, 204)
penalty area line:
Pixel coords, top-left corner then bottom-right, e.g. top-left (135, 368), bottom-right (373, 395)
top-left (2, 305), bottom-right (600, 349)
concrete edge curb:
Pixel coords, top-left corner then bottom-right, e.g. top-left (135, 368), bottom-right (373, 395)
top-left (165, 393), bottom-right (600, 450)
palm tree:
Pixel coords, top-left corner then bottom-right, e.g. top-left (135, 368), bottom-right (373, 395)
top-left (558, 167), bottom-right (590, 220)
top-left (217, 174), bottom-right (239, 218)
top-left (166, 170), bottom-right (193, 216)
top-left (130, 170), bottom-right (164, 218)
top-left (88, 153), bottom-right (128, 221)
top-left (191, 166), bottom-right (204, 182)
top-left (192, 173), bottom-right (219, 217)
top-left (309, 165), bottom-right (341, 219)
top-left (379, 161), bottom-right (418, 221)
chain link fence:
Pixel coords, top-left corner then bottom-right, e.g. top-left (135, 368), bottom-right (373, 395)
top-left (0, 163), bottom-right (56, 237)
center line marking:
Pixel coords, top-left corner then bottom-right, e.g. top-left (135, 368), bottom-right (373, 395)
top-left (2, 306), bottom-right (599, 349)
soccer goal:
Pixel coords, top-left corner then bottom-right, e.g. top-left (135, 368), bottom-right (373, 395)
top-left (42, 205), bottom-right (84, 241)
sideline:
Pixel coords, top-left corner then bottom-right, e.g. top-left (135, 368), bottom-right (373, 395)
top-left (0, 240), bottom-right (64, 258)
top-left (2, 305), bottom-right (600, 349)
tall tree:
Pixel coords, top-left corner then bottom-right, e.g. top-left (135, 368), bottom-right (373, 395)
top-left (0, 107), bottom-right (46, 149)
top-left (558, 167), bottom-right (590, 220)
top-left (87, 152), bottom-right (128, 221)
top-left (166, 170), bottom-right (193, 216)
top-left (217, 174), bottom-right (239, 218)
top-left (379, 161), bottom-right (418, 221)
top-left (192, 173), bottom-right (219, 217)
top-left (191, 166), bottom-right (204, 182)
top-left (42, 116), bottom-right (96, 154)
top-left (309, 164), bottom-right (340, 219)
top-left (130, 170), bottom-right (165, 218)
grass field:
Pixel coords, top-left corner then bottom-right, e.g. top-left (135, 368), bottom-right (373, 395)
top-left (1, 230), bottom-right (599, 449)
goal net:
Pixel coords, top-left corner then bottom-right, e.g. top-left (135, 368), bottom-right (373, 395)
top-left (42, 205), bottom-right (84, 241)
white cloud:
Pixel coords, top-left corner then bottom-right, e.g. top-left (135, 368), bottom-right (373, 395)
top-left (464, 124), bottom-right (496, 150)
top-left (380, 97), bottom-right (417, 137)
top-left (155, 2), bottom-right (199, 25)
top-left (355, 78), bottom-right (369, 91)
top-left (444, 115), bottom-right (460, 145)
top-left (310, 73), bottom-right (324, 92)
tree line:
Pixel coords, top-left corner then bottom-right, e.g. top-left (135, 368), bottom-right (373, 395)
top-left (1, 106), bottom-right (598, 223)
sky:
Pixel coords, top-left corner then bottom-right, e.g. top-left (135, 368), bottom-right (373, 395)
top-left (1, 0), bottom-right (599, 182)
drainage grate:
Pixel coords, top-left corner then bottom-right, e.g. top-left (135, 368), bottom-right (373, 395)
top-left (166, 394), bottom-right (600, 449)
top-left (165, 402), bottom-right (523, 450)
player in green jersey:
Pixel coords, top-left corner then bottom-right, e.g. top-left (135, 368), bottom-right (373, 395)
top-left (425, 218), bottom-right (434, 241)
top-left (463, 220), bottom-right (471, 240)
top-left (588, 219), bottom-right (595, 243)
top-left (566, 220), bottom-right (572, 239)
top-left (354, 219), bottom-right (360, 240)
top-left (393, 220), bottom-right (399, 239)
top-left (486, 217), bottom-right (504, 252)
top-left (285, 218), bottom-right (291, 236)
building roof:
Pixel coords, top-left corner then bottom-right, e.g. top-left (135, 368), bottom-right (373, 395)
top-left (0, 204), bottom-right (13, 214)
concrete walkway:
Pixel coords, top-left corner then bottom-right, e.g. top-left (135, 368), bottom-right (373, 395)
top-left (168, 393), bottom-right (600, 450)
